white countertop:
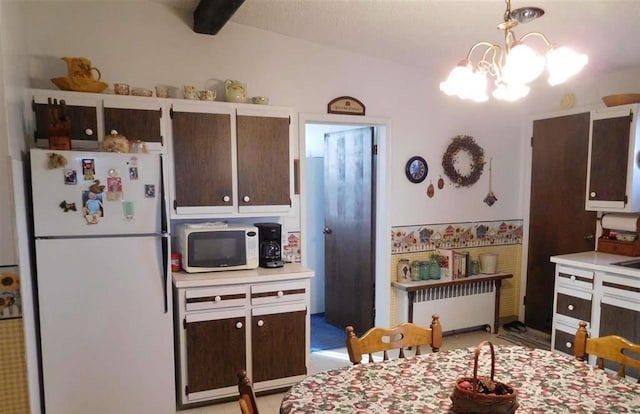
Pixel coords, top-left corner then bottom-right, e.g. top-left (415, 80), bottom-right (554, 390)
top-left (550, 251), bottom-right (640, 277)
top-left (172, 263), bottom-right (314, 288)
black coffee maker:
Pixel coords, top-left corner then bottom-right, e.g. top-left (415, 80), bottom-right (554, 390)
top-left (254, 222), bottom-right (285, 268)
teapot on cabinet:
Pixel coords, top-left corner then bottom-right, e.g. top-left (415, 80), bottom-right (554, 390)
top-left (225, 79), bottom-right (247, 103)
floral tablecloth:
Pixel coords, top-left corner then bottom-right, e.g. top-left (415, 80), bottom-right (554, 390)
top-left (280, 345), bottom-right (640, 413)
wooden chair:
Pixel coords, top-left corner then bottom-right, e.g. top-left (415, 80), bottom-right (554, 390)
top-left (237, 370), bottom-right (259, 414)
top-left (345, 314), bottom-right (442, 364)
top-left (574, 321), bottom-right (640, 383)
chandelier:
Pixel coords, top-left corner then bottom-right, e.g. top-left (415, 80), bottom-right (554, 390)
top-left (440, 0), bottom-right (588, 102)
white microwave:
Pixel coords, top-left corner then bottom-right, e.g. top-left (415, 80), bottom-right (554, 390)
top-left (174, 223), bottom-right (259, 273)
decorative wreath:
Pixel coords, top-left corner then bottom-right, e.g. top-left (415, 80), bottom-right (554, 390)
top-left (441, 135), bottom-right (485, 187)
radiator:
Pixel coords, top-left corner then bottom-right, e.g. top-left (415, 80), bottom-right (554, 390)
top-left (412, 280), bottom-right (496, 333)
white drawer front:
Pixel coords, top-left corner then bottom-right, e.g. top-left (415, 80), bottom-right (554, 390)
top-left (251, 281), bottom-right (307, 306)
top-left (556, 265), bottom-right (594, 290)
top-left (185, 285), bottom-right (248, 312)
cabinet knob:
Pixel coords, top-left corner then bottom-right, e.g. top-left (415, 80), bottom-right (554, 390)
top-left (236, 321), bottom-right (243, 329)
top-left (568, 304), bottom-right (574, 311)
top-left (223, 195), bottom-right (230, 203)
top-left (257, 320), bottom-right (264, 327)
top-left (570, 275), bottom-right (576, 281)
top-left (110, 129), bottom-right (118, 135)
top-left (565, 342), bottom-right (572, 349)
top-left (214, 295), bottom-right (221, 303)
top-left (590, 191), bottom-right (596, 197)
top-left (84, 128), bottom-right (93, 136)
top-left (243, 195), bottom-right (250, 203)
top-left (277, 291), bottom-right (284, 298)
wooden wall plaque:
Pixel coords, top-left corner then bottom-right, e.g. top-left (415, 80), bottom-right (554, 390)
top-left (327, 96), bottom-right (365, 116)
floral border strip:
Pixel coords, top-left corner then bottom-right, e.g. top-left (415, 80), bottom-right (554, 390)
top-left (391, 220), bottom-right (523, 254)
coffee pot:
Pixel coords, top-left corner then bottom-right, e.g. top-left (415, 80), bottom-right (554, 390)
top-left (225, 79), bottom-right (247, 103)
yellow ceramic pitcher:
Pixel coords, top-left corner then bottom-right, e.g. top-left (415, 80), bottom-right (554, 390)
top-left (62, 56), bottom-right (101, 80)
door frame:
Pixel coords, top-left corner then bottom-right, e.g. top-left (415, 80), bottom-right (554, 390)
top-left (519, 104), bottom-right (594, 323)
top-left (299, 113), bottom-right (391, 327)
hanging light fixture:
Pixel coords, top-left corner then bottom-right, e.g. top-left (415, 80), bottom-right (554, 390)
top-left (440, 0), bottom-right (588, 102)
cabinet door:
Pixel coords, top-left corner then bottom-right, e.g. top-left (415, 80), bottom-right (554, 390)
top-left (586, 108), bottom-right (631, 210)
top-left (32, 95), bottom-right (98, 147)
top-left (103, 98), bottom-right (162, 144)
top-left (170, 105), bottom-right (234, 214)
top-left (185, 315), bottom-right (246, 394)
top-left (251, 305), bottom-right (306, 383)
top-left (237, 108), bottom-right (290, 212)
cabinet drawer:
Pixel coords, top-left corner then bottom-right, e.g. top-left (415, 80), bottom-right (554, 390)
top-left (556, 292), bottom-right (592, 321)
top-left (185, 285), bottom-right (248, 312)
top-left (554, 329), bottom-right (577, 355)
top-left (251, 281), bottom-right (307, 306)
top-left (557, 265), bottom-right (594, 290)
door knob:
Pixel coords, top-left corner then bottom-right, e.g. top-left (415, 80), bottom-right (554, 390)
top-left (584, 234), bottom-right (594, 240)
top-left (322, 227), bottom-right (332, 234)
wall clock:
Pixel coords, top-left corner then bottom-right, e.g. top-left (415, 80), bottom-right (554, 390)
top-left (405, 156), bottom-right (428, 183)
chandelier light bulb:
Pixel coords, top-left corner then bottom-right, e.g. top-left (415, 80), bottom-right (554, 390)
top-left (492, 82), bottom-right (530, 101)
top-left (502, 43), bottom-right (545, 85)
top-left (546, 46), bottom-right (589, 86)
top-left (440, 62), bottom-right (474, 96)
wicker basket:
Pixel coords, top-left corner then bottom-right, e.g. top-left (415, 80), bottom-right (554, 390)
top-left (450, 341), bottom-right (519, 414)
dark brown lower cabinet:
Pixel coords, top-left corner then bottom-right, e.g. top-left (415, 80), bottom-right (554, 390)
top-left (599, 301), bottom-right (640, 379)
top-left (252, 309), bottom-right (307, 383)
top-left (185, 316), bottom-right (246, 394)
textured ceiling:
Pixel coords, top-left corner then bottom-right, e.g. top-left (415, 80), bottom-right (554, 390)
top-left (157, 0), bottom-right (640, 79)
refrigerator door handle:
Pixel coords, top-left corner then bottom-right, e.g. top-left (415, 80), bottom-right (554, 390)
top-left (161, 235), bottom-right (169, 313)
top-left (159, 154), bottom-right (168, 235)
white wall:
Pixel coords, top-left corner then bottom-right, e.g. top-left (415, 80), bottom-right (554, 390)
top-left (22, 1), bottom-right (527, 229)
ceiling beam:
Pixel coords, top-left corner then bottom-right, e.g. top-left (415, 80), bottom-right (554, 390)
top-left (193, 0), bottom-right (245, 35)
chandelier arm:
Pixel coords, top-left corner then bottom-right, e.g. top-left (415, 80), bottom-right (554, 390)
top-left (466, 41), bottom-right (500, 61)
top-left (519, 31), bottom-right (553, 47)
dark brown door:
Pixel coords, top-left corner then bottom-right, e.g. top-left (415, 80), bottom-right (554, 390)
top-left (323, 127), bottom-right (375, 334)
top-left (251, 309), bottom-right (306, 382)
top-left (185, 316), bottom-right (246, 393)
top-left (526, 112), bottom-right (596, 332)
top-left (236, 115), bottom-right (290, 207)
top-left (588, 113), bottom-right (631, 204)
top-left (171, 110), bottom-right (232, 208)
top-left (33, 102), bottom-right (97, 142)
top-left (104, 106), bottom-right (162, 143)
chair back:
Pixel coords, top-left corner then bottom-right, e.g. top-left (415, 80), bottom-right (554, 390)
top-left (345, 314), bottom-right (442, 364)
top-left (574, 321), bottom-right (640, 383)
top-left (237, 370), bottom-right (259, 414)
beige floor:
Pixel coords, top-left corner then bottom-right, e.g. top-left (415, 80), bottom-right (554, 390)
top-left (182, 329), bottom-right (512, 414)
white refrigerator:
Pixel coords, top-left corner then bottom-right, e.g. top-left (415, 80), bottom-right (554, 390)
top-left (29, 148), bottom-right (175, 414)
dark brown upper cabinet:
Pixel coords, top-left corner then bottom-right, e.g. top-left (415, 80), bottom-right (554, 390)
top-left (586, 104), bottom-right (640, 212)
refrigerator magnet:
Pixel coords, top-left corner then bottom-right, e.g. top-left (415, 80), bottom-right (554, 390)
top-left (82, 190), bottom-right (104, 224)
top-left (107, 176), bottom-right (123, 201)
top-left (58, 200), bottom-right (77, 212)
top-left (82, 159), bottom-right (95, 180)
top-left (64, 169), bottom-right (77, 185)
top-left (144, 184), bottom-right (155, 198)
top-left (122, 201), bottom-right (135, 222)
top-left (129, 167), bottom-right (139, 180)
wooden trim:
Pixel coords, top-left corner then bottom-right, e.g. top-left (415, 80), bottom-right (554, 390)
top-left (558, 272), bottom-right (593, 284)
top-left (603, 281), bottom-right (640, 293)
top-left (251, 288), bottom-right (305, 299)
top-left (294, 159), bottom-right (300, 195)
top-left (186, 293), bottom-right (246, 303)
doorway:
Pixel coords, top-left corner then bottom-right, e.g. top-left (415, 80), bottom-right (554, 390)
top-left (300, 113), bottom-right (390, 349)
